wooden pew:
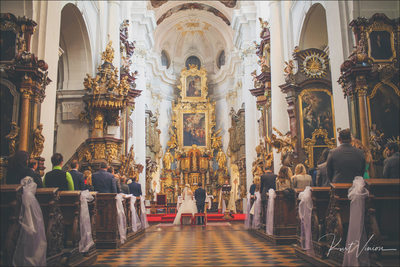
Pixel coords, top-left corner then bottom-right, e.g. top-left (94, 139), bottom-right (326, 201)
top-left (293, 187), bottom-right (333, 266)
top-left (96, 193), bottom-right (126, 248)
top-left (252, 190), bottom-right (297, 244)
top-left (0, 185), bottom-right (23, 266)
top-left (365, 179), bottom-right (400, 266)
top-left (324, 183), bottom-right (352, 264)
top-left (59, 191), bottom-right (97, 266)
top-left (88, 192), bottom-right (98, 244)
top-left (35, 188), bottom-right (65, 266)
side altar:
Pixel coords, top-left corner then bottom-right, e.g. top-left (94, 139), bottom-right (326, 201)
top-left (160, 65), bottom-right (228, 203)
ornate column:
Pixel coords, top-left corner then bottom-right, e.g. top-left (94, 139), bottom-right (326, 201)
top-left (355, 76), bottom-right (370, 148)
top-left (270, 1), bottom-right (289, 171)
top-left (18, 83), bottom-right (32, 151)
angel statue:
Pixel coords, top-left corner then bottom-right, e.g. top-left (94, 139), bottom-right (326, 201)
top-left (267, 127), bottom-right (297, 166)
top-left (6, 122), bottom-right (19, 156)
top-left (163, 149), bottom-right (174, 171)
top-left (31, 124), bottom-right (45, 158)
top-left (167, 127), bottom-right (178, 150)
top-left (211, 129), bottom-right (223, 150)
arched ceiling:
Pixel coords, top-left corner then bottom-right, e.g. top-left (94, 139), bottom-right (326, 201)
top-left (150, 0), bottom-right (237, 9)
top-left (151, 1), bottom-right (236, 75)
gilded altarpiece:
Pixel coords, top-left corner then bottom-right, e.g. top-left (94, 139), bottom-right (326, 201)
top-left (0, 13), bottom-right (51, 180)
top-left (161, 65), bottom-right (227, 203)
top-left (339, 13), bottom-right (399, 177)
top-left (280, 48), bottom-right (337, 168)
top-left (250, 18), bottom-right (273, 174)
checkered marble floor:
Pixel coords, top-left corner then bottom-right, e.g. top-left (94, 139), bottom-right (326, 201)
top-left (94, 223), bottom-right (310, 266)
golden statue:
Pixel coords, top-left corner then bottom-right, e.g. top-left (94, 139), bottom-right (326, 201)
top-left (94, 113), bottom-right (104, 130)
top-left (211, 129), bottom-right (222, 150)
top-left (167, 127), bottom-right (178, 149)
top-left (188, 144), bottom-right (201, 172)
top-left (5, 122), bottom-right (19, 156)
top-left (31, 124), bottom-right (45, 158)
top-left (163, 149), bottom-right (174, 170)
top-left (101, 40), bottom-right (115, 64)
top-left (216, 148), bottom-right (227, 170)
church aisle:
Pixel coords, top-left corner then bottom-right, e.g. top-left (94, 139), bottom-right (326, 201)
top-left (93, 223), bottom-right (310, 266)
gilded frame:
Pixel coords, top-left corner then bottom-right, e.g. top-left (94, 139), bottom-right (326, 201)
top-left (176, 103), bottom-right (211, 150)
top-left (366, 22), bottom-right (396, 63)
top-left (303, 129), bottom-right (336, 168)
top-left (178, 64), bottom-right (208, 102)
top-left (298, 88), bottom-right (336, 147)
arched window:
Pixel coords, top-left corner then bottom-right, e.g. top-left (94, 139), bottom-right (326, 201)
top-left (161, 50), bottom-right (170, 69)
top-left (185, 56), bottom-right (201, 69)
top-left (217, 50), bottom-right (225, 69)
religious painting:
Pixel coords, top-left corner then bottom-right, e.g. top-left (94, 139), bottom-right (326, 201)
top-left (299, 89), bottom-right (335, 147)
top-left (186, 75), bottom-right (201, 97)
top-left (368, 30), bottom-right (394, 62)
top-left (183, 113), bottom-right (206, 147)
top-left (367, 84), bottom-right (400, 139)
top-left (179, 64), bottom-right (208, 102)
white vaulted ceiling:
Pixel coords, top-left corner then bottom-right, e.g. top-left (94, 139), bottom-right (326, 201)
top-left (151, 1), bottom-right (236, 76)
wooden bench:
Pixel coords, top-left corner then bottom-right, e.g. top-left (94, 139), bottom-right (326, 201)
top-left (325, 183), bottom-right (352, 264)
top-left (96, 193), bottom-right (126, 248)
top-left (181, 213), bottom-right (194, 225)
top-left (194, 213), bottom-right (207, 225)
top-left (35, 188), bottom-right (64, 266)
top-left (0, 185), bottom-right (23, 266)
top-left (365, 179), bottom-right (400, 266)
top-left (293, 187), bottom-right (333, 266)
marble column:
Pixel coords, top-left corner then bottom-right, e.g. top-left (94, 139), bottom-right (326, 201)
top-left (35, 1), bottom-right (62, 171)
top-left (270, 1), bottom-right (289, 172)
top-left (325, 1), bottom-right (350, 134)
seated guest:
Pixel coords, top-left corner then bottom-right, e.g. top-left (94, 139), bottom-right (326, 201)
top-left (108, 166), bottom-right (121, 193)
top-left (327, 129), bottom-right (365, 183)
top-left (6, 151), bottom-right (39, 185)
top-left (43, 153), bottom-right (74, 190)
top-left (291, 163), bottom-right (312, 189)
top-left (276, 166), bottom-right (292, 191)
top-left (383, 142), bottom-right (399, 178)
top-left (316, 148), bottom-right (330, 186)
top-left (83, 170), bottom-right (94, 191)
top-left (128, 177), bottom-right (142, 197)
top-left (92, 161), bottom-right (117, 193)
top-left (120, 175), bottom-right (130, 194)
top-left (28, 159), bottom-right (43, 188)
top-left (250, 176), bottom-right (260, 205)
top-left (69, 160), bottom-right (85, 190)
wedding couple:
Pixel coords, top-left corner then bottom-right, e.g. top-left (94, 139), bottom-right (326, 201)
top-left (173, 183), bottom-right (206, 225)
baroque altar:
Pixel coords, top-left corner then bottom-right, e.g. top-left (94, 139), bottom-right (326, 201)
top-left (160, 65), bottom-right (227, 203)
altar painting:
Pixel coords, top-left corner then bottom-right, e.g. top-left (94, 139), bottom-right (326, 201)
top-left (183, 113), bottom-right (206, 147)
top-left (367, 84), bottom-right (400, 139)
top-left (186, 75), bottom-right (201, 97)
top-left (299, 89), bottom-right (335, 146)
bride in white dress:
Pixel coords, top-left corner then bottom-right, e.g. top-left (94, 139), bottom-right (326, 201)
top-left (173, 184), bottom-right (198, 225)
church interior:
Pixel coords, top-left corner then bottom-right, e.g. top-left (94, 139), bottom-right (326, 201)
top-left (0, 0), bottom-right (399, 266)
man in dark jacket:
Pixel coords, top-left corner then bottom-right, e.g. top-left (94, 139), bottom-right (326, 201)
top-left (128, 177), bottom-right (142, 197)
top-left (28, 159), bottom-right (43, 188)
top-left (260, 167), bottom-right (277, 225)
top-left (327, 129), bottom-right (365, 183)
top-left (92, 161), bottom-right (117, 193)
top-left (43, 153), bottom-right (74, 191)
top-left (195, 182), bottom-right (206, 224)
top-left (70, 160), bottom-right (85, 190)
top-left (383, 142), bottom-right (400, 178)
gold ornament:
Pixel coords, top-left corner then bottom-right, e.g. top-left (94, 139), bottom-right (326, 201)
top-left (31, 124), bottom-right (45, 158)
top-left (5, 122), bottom-right (19, 156)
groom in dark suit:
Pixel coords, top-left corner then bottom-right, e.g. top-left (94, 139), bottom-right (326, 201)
top-left (195, 182), bottom-right (206, 224)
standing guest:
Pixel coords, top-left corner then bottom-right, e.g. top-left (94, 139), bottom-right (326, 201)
top-left (43, 153), bottom-right (74, 191)
top-left (83, 170), bottom-right (94, 191)
top-left (120, 175), bottom-right (130, 194)
top-left (291, 163), bottom-right (312, 189)
top-left (351, 138), bottom-right (373, 178)
top-left (327, 129), bottom-right (365, 183)
top-left (28, 159), bottom-right (43, 188)
top-left (107, 166), bottom-right (121, 193)
top-left (194, 182), bottom-right (206, 224)
top-left (383, 142), bottom-right (400, 178)
top-left (69, 160), bottom-right (85, 190)
top-left (128, 177), bottom-right (142, 197)
top-left (6, 151), bottom-right (39, 185)
top-left (260, 167), bottom-right (277, 197)
top-left (316, 148), bottom-right (330, 186)
top-left (92, 161), bottom-right (117, 193)
top-left (276, 166), bottom-right (292, 191)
